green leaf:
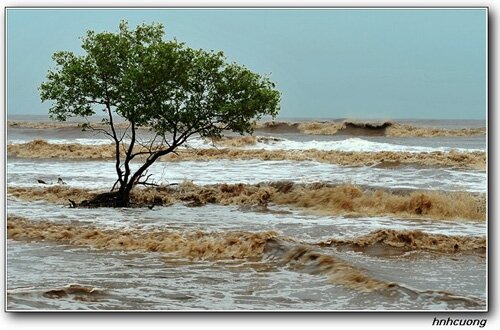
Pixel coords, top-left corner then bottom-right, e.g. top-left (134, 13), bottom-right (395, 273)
top-left (39, 20), bottom-right (281, 196)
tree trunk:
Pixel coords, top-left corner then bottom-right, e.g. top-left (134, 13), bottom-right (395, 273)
top-left (115, 185), bottom-right (133, 207)
top-left (77, 185), bottom-right (132, 208)
top-left (78, 147), bottom-right (174, 208)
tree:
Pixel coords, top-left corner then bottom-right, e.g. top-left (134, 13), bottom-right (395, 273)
top-left (40, 21), bottom-right (280, 207)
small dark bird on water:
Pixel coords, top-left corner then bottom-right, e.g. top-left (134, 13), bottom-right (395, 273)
top-left (58, 177), bottom-right (66, 185)
top-left (37, 179), bottom-right (47, 184)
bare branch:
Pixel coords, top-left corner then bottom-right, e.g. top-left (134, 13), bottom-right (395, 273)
top-left (130, 150), bottom-right (154, 160)
top-left (105, 102), bottom-right (124, 187)
top-left (119, 122), bottom-right (132, 142)
top-left (83, 117), bottom-right (114, 141)
top-left (149, 132), bottom-right (161, 151)
top-left (111, 179), bottom-right (120, 192)
top-left (133, 170), bottom-right (159, 187)
top-left (135, 173), bottom-right (155, 185)
top-left (161, 135), bottom-right (172, 149)
top-left (136, 181), bottom-right (159, 187)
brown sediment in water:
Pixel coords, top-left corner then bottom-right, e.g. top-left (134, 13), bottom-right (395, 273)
top-left (269, 183), bottom-right (486, 221)
top-left (7, 186), bottom-right (96, 204)
top-left (8, 140), bottom-right (118, 160)
top-left (297, 122), bottom-right (344, 135)
top-left (206, 135), bottom-right (284, 147)
top-left (255, 120), bottom-right (389, 135)
top-left (163, 149), bottom-right (486, 170)
top-left (7, 182), bottom-right (486, 221)
top-left (6, 216), bottom-right (486, 296)
top-left (6, 216), bottom-right (385, 291)
top-left (387, 124), bottom-right (486, 137)
top-left (254, 121), bottom-right (301, 133)
top-left (7, 140), bottom-right (486, 170)
top-left (7, 216), bottom-right (276, 260)
top-left (8, 121), bottom-right (80, 129)
top-left (316, 229), bottom-right (486, 253)
top-left (265, 240), bottom-right (390, 291)
top-left (9, 120), bottom-right (485, 137)
top-left (297, 121), bottom-right (392, 136)
top-left (8, 120), bottom-right (130, 129)
top-left (254, 120), bottom-right (485, 137)
top-left (339, 122), bottom-right (393, 136)
top-left (208, 135), bottom-right (257, 147)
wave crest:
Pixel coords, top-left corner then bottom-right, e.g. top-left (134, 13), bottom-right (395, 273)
top-left (317, 229), bottom-right (486, 253)
top-left (7, 182), bottom-right (486, 221)
top-left (254, 120), bottom-right (485, 137)
top-left (8, 216), bottom-right (276, 260)
top-left (7, 215), bottom-right (486, 304)
top-left (7, 140), bottom-right (486, 170)
top-left (9, 120), bottom-right (485, 137)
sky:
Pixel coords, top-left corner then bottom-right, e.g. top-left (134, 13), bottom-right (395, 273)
top-left (6, 8), bottom-right (487, 120)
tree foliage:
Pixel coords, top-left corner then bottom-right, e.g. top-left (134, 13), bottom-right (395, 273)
top-left (40, 21), bottom-right (280, 207)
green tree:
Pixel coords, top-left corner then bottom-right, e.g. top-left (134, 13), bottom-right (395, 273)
top-left (40, 21), bottom-right (280, 207)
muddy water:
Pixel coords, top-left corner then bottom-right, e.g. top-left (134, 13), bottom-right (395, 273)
top-left (6, 117), bottom-right (487, 311)
top-left (7, 199), bottom-right (486, 239)
top-left (7, 198), bottom-right (486, 310)
top-left (6, 239), bottom-right (485, 310)
top-left (7, 158), bottom-right (486, 192)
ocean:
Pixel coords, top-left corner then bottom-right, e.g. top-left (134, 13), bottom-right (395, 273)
top-left (6, 116), bottom-right (487, 311)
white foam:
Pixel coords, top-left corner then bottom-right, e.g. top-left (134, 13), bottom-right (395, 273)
top-left (249, 137), bottom-right (481, 153)
top-left (8, 138), bottom-right (115, 146)
top-left (7, 159), bottom-right (486, 193)
top-left (9, 135), bottom-right (483, 153)
top-left (182, 136), bottom-right (483, 153)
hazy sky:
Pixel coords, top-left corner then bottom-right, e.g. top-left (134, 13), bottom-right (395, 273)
top-left (7, 8), bottom-right (487, 119)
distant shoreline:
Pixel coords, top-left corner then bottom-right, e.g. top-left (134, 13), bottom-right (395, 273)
top-left (7, 117), bottom-right (487, 136)
top-left (6, 113), bottom-right (487, 123)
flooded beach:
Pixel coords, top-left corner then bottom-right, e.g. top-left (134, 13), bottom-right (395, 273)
top-left (6, 118), bottom-right (487, 311)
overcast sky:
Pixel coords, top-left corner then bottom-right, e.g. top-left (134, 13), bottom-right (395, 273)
top-left (6, 8), bottom-right (487, 119)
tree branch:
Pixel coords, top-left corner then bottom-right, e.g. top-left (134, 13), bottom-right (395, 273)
top-left (119, 122), bottom-right (132, 142)
top-left (83, 117), bottom-right (115, 141)
top-left (135, 172), bottom-right (157, 186)
top-left (105, 102), bottom-right (124, 187)
top-left (122, 121), bottom-right (136, 186)
top-left (111, 178), bottom-right (120, 192)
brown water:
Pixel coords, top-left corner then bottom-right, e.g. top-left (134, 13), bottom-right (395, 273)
top-left (6, 117), bottom-right (487, 311)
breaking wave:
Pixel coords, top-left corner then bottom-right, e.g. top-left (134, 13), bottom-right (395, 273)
top-left (7, 140), bottom-right (486, 170)
top-left (8, 216), bottom-right (276, 260)
top-left (6, 216), bottom-right (486, 306)
top-left (10, 136), bottom-right (482, 153)
top-left (7, 182), bottom-right (486, 221)
top-left (7, 118), bottom-right (488, 311)
top-left (315, 229), bottom-right (486, 253)
top-left (388, 124), bottom-right (486, 137)
top-left (255, 120), bottom-right (486, 137)
top-left (9, 119), bottom-right (485, 137)
top-left (200, 136), bottom-right (481, 153)
top-left (8, 140), bottom-right (117, 159)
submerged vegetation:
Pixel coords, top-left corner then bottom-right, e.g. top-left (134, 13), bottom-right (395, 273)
top-left (8, 181), bottom-right (486, 221)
